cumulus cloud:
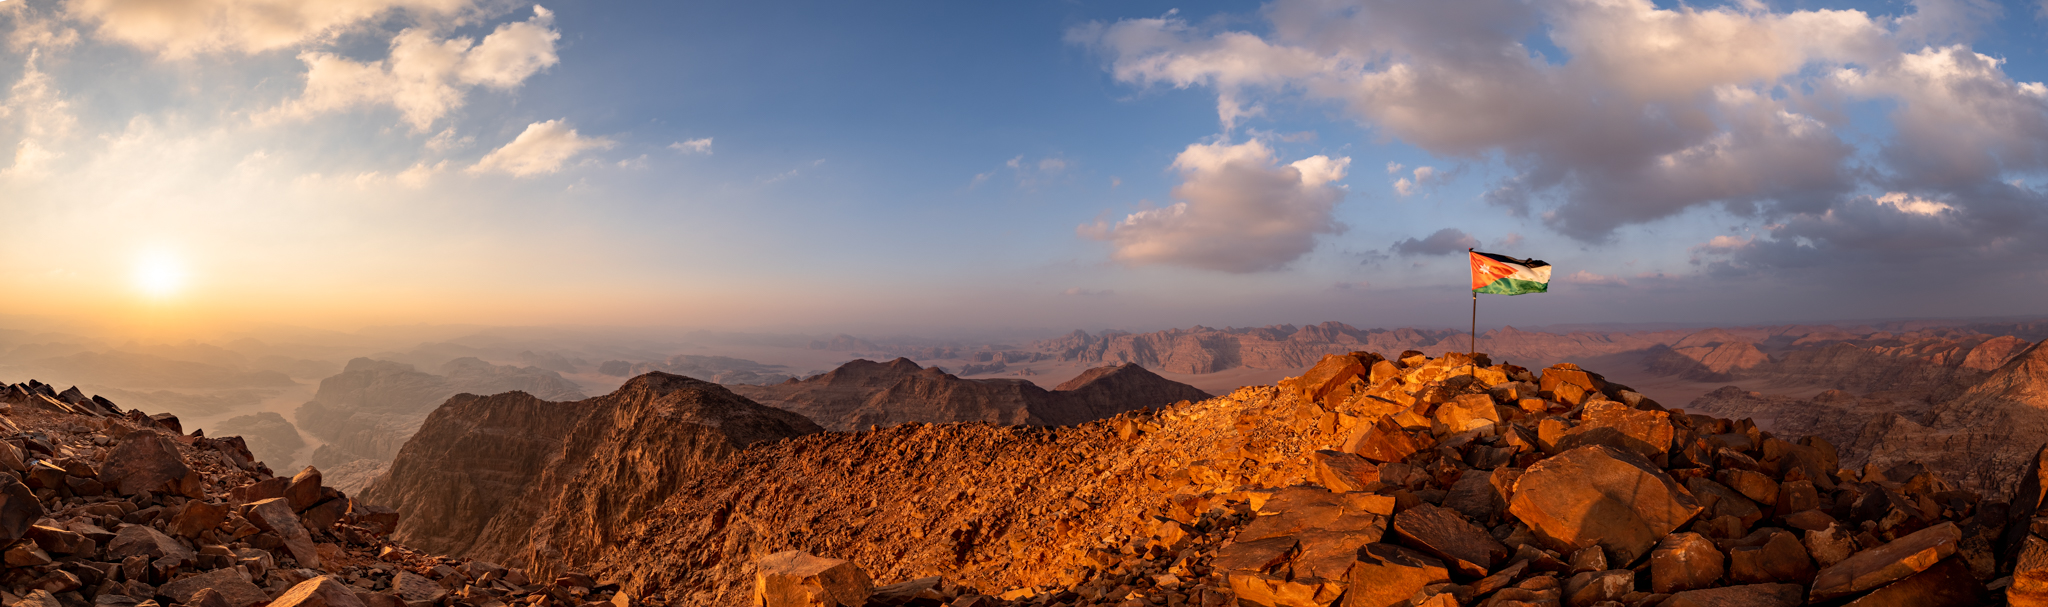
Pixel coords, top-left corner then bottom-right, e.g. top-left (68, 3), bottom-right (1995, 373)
top-left (67, 0), bottom-right (472, 57)
top-left (1071, 0), bottom-right (2048, 245)
top-left (1079, 139), bottom-right (1349, 273)
top-left (469, 119), bottom-right (613, 177)
top-left (262, 5), bottom-right (560, 131)
top-left (1393, 165), bottom-right (1444, 196)
top-left (670, 138), bottom-right (713, 154)
top-left (1390, 228), bottom-right (1478, 256)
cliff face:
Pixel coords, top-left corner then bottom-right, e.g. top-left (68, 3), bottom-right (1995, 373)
top-left (728, 359), bottom-right (1211, 431)
top-left (292, 357), bottom-right (587, 482)
top-left (361, 372), bottom-right (823, 568)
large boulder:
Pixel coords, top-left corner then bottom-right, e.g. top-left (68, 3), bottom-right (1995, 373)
top-left (1389, 503), bottom-right (1507, 578)
top-left (1507, 445), bottom-right (1703, 566)
top-left (1840, 557), bottom-right (1981, 606)
top-left (1341, 544), bottom-right (1449, 607)
top-left (1651, 532), bottom-right (1724, 594)
top-left (244, 498), bottom-right (321, 568)
top-left (100, 434), bottom-right (198, 497)
top-left (754, 550), bottom-right (873, 607)
top-left (0, 474), bottom-right (45, 543)
top-left (1809, 522), bottom-right (1960, 602)
top-left (158, 568), bottom-right (271, 607)
top-left (271, 576), bottom-right (368, 607)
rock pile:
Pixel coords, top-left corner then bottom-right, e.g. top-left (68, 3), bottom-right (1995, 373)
top-left (0, 380), bottom-right (632, 607)
top-left (742, 351), bottom-right (2025, 607)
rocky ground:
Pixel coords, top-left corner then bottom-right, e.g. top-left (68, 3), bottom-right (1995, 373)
top-left (0, 380), bottom-right (628, 607)
top-left (599, 349), bottom-right (2048, 607)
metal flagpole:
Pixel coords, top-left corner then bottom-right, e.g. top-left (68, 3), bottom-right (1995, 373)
top-left (1469, 248), bottom-right (1478, 379)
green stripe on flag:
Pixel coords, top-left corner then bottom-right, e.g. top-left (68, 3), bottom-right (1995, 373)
top-left (1475, 278), bottom-right (1548, 295)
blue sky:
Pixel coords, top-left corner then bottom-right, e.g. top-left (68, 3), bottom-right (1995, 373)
top-left (3, 0), bottom-right (2047, 336)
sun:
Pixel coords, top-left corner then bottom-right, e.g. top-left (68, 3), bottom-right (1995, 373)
top-left (133, 251), bottom-right (187, 299)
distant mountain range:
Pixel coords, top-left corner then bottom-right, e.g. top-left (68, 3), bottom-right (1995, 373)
top-left (729, 358), bottom-right (1210, 431)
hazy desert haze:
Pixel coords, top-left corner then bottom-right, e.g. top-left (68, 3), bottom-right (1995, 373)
top-left (6, 0), bottom-right (2048, 335)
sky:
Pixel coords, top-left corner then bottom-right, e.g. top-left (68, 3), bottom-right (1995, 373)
top-left (3, 0), bottom-right (2048, 338)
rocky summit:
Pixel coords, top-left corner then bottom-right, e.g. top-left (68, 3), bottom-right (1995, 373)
top-left (10, 345), bottom-right (2048, 607)
top-left (0, 378), bottom-right (630, 607)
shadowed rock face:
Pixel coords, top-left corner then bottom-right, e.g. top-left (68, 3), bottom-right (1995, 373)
top-left (292, 357), bottom-right (586, 479)
top-left (728, 359), bottom-right (1211, 431)
top-left (360, 372), bottom-right (823, 567)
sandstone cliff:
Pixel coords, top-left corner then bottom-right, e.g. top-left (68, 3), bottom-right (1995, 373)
top-left (360, 373), bottom-right (822, 569)
top-left (729, 359), bottom-right (1211, 430)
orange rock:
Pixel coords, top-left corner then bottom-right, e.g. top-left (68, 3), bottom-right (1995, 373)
top-left (1508, 445), bottom-right (1703, 566)
top-left (1809, 522), bottom-right (1960, 602)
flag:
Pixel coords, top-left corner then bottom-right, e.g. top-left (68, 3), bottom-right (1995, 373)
top-left (1469, 250), bottom-right (1551, 295)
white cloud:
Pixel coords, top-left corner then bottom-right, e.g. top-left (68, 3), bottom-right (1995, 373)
top-left (262, 5), bottom-right (560, 131)
top-left (1393, 165), bottom-right (1439, 196)
top-left (1079, 139), bottom-right (1349, 273)
top-left (469, 119), bottom-right (614, 177)
top-left (1874, 192), bottom-right (1955, 216)
top-left (670, 138), bottom-right (713, 154)
top-left (5, 3), bottom-right (80, 52)
top-left (2, 50), bottom-right (75, 179)
top-left (1073, 0), bottom-right (1969, 240)
top-left (67, 0), bottom-right (473, 57)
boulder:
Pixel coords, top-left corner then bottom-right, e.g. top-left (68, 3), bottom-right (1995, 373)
top-left (1390, 503), bottom-right (1507, 578)
top-left (1809, 521), bottom-right (1960, 602)
top-left (2011, 534), bottom-right (2048, 607)
top-left (868, 576), bottom-right (944, 606)
top-left (271, 576), bottom-right (368, 607)
top-left (1551, 400), bottom-right (1673, 466)
top-left (1727, 529), bottom-right (1815, 584)
top-left (1661, 583), bottom-right (1804, 607)
top-left (1508, 445), bottom-right (1703, 565)
top-left (170, 500), bottom-right (230, 538)
top-left (99, 434), bottom-right (194, 496)
top-left (1310, 450), bottom-right (1382, 493)
top-left (0, 473), bottom-right (44, 543)
top-left (158, 568), bottom-right (271, 607)
top-left (107, 524), bottom-right (196, 564)
top-left (1562, 569), bottom-right (1632, 606)
top-left (1433, 394), bottom-right (1500, 434)
top-left (287, 467), bottom-right (324, 511)
top-left (393, 571), bottom-right (446, 605)
top-left (1341, 543), bottom-right (1449, 607)
top-left (1841, 557), bottom-right (1981, 606)
top-left (754, 550), bottom-right (874, 607)
top-left (1651, 532), bottom-right (1724, 593)
top-left (1344, 417), bottom-right (1427, 463)
top-left (1297, 354), bottom-right (1373, 405)
top-left (244, 497), bottom-right (321, 568)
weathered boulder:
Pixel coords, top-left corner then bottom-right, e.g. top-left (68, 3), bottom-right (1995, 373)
top-left (2011, 535), bottom-right (2048, 607)
top-left (1661, 583), bottom-right (1804, 607)
top-left (393, 571), bottom-right (446, 605)
top-left (1563, 569), bottom-right (1632, 606)
top-left (1651, 532), bottom-right (1724, 593)
top-left (1309, 450), bottom-right (1382, 493)
top-left (0, 473), bottom-right (45, 543)
top-left (244, 497), bottom-right (321, 568)
top-left (99, 433), bottom-right (197, 496)
top-left (1840, 557), bottom-right (1981, 606)
top-left (272, 576), bottom-right (369, 607)
top-left (1433, 394), bottom-right (1500, 434)
top-left (1809, 522), bottom-right (1960, 602)
top-left (754, 550), bottom-right (873, 607)
top-left (1551, 400), bottom-right (1674, 466)
top-left (287, 466), bottom-right (324, 511)
top-left (1297, 354), bottom-right (1374, 405)
top-left (107, 524), bottom-right (196, 563)
top-left (1341, 543), bottom-right (1449, 607)
top-left (159, 568), bottom-right (271, 607)
top-left (1507, 445), bottom-right (1703, 565)
top-left (1727, 529), bottom-right (1815, 585)
top-left (1390, 503), bottom-right (1507, 578)
top-left (170, 500), bottom-right (229, 538)
top-left (1344, 417), bottom-right (1427, 463)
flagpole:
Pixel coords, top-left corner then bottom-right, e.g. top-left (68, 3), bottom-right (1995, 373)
top-left (1469, 248), bottom-right (1478, 379)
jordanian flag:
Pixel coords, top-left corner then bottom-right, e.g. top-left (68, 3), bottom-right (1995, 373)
top-left (1470, 250), bottom-right (1551, 295)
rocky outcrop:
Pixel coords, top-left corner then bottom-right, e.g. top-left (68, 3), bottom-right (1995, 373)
top-left (730, 359), bottom-right (1210, 431)
top-left (0, 378), bottom-right (632, 607)
top-left (361, 372), bottom-right (822, 570)
top-left (291, 357), bottom-right (586, 481)
top-left (582, 352), bottom-right (2011, 606)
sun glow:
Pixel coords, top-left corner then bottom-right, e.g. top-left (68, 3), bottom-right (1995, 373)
top-left (133, 251), bottom-right (187, 299)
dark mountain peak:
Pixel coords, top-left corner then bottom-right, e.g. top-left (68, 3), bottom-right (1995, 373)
top-left (342, 357), bottom-right (418, 374)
